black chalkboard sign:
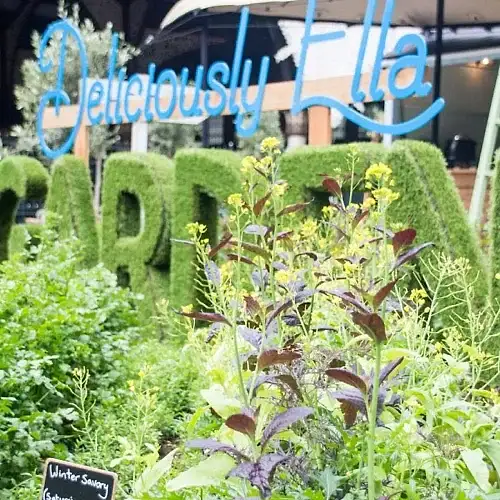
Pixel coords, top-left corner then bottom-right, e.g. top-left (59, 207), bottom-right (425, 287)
top-left (41, 458), bottom-right (117, 500)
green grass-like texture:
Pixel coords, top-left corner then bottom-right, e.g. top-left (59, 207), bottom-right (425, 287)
top-left (0, 156), bottom-right (50, 260)
top-left (171, 148), bottom-right (241, 309)
top-left (490, 150), bottom-right (500, 304)
top-left (0, 157), bottom-right (27, 262)
top-left (46, 155), bottom-right (99, 267)
top-left (101, 152), bottom-right (174, 321)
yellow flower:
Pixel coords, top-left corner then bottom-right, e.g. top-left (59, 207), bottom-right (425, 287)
top-left (138, 370), bottom-right (146, 378)
top-left (362, 197), bottom-right (376, 209)
top-left (260, 137), bottom-right (280, 152)
top-left (227, 193), bottom-right (244, 208)
top-left (275, 269), bottom-right (295, 284)
top-left (496, 273), bottom-right (500, 280)
top-left (435, 342), bottom-right (443, 352)
top-left (322, 206), bottom-right (334, 218)
top-left (300, 218), bottom-right (318, 238)
top-left (343, 261), bottom-right (357, 274)
top-left (410, 288), bottom-right (427, 306)
top-left (372, 187), bottom-right (400, 203)
top-left (182, 304), bottom-right (194, 314)
top-left (365, 162), bottom-right (392, 182)
top-left (273, 182), bottom-right (288, 197)
top-left (128, 380), bottom-right (135, 393)
top-left (186, 222), bottom-right (207, 237)
top-left (241, 155), bottom-right (257, 174)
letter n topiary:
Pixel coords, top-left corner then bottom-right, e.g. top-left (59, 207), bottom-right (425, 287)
top-left (46, 155), bottom-right (99, 267)
top-left (101, 152), bottom-right (174, 322)
top-left (171, 149), bottom-right (241, 309)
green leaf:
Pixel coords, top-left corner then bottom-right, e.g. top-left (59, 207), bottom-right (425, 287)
top-left (482, 440), bottom-right (500, 486)
top-left (200, 384), bottom-right (242, 419)
top-left (133, 448), bottom-right (177, 496)
top-left (165, 454), bottom-right (235, 491)
top-left (319, 467), bottom-right (339, 500)
top-left (461, 448), bottom-right (492, 493)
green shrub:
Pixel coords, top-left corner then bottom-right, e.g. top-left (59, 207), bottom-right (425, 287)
top-left (45, 155), bottom-right (99, 267)
top-left (171, 149), bottom-right (241, 309)
top-left (101, 152), bottom-right (174, 322)
top-left (0, 223), bottom-right (141, 491)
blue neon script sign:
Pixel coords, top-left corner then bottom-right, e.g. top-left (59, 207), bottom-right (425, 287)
top-left (36, 0), bottom-right (445, 160)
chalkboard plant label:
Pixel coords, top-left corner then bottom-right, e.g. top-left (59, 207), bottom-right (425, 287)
top-left (41, 458), bottom-right (117, 500)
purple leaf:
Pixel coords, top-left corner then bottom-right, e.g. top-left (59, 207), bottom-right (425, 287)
top-left (379, 357), bottom-right (404, 385)
top-left (352, 312), bottom-right (386, 342)
top-left (266, 289), bottom-right (315, 327)
top-left (205, 261), bottom-right (221, 286)
top-left (391, 242), bottom-right (434, 271)
top-left (392, 228), bottom-right (417, 255)
top-left (321, 176), bottom-right (342, 197)
top-left (177, 310), bottom-right (231, 326)
top-left (251, 269), bottom-right (269, 290)
top-left (277, 201), bottom-right (311, 217)
top-left (227, 253), bottom-right (256, 266)
top-left (254, 191), bottom-right (273, 216)
top-left (228, 454), bottom-right (289, 498)
top-left (186, 439), bottom-right (249, 461)
top-left (276, 374), bottom-right (303, 400)
top-left (225, 413), bottom-right (256, 438)
top-left (238, 326), bottom-right (262, 350)
top-left (245, 224), bottom-right (269, 237)
top-left (244, 295), bottom-right (262, 317)
top-left (321, 289), bottom-right (371, 314)
top-left (205, 322), bottom-right (224, 343)
top-left (352, 209), bottom-right (369, 231)
top-left (373, 280), bottom-right (399, 309)
top-left (261, 408), bottom-right (313, 450)
top-left (258, 349), bottom-right (301, 370)
top-left (208, 232), bottom-right (232, 258)
top-left (326, 369), bottom-right (368, 393)
top-left (230, 241), bottom-right (271, 260)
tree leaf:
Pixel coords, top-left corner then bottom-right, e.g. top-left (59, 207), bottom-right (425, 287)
top-left (392, 228), bottom-right (417, 255)
top-left (322, 177), bottom-right (342, 197)
top-left (238, 326), bottom-right (262, 350)
top-left (244, 224), bottom-right (269, 237)
top-left (461, 448), bottom-right (492, 493)
top-left (352, 312), bottom-right (386, 342)
top-left (278, 201), bottom-right (311, 217)
top-left (205, 261), bottom-right (221, 286)
top-left (178, 310), bottom-right (231, 326)
top-left (166, 454), bottom-right (235, 491)
top-left (326, 368), bottom-right (368, 393)
top-left (186, 439), bottom-right (249, 461)
top-left (391, 242), bottom-right (434, 271)
top-left (225, 413), bottom-right (257, 438)
top-left (261, 408), bottom-right (313, 449)
top-left (209, 232), bottom-right (232, 258)
top-left (258, 349), bottom-right (301, 370)
top-left (373, 280), bottom-right (399, 310)
top-left (253, 191), bottom-right (273, 216)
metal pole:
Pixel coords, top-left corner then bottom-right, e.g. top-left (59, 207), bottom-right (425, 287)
top-left (431, 0), bottom-right (445, 146)
top-left (201, 22), bottom-right (210, 147)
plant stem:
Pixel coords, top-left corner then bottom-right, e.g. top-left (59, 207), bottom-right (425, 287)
top-left (367, 341), bottom-right (382, 500)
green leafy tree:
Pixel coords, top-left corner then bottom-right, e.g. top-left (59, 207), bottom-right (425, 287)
top-left (148, 122), bottom-right (201, 158)
top-left (237, 111), bottom-right (284, 155)
top-left (12, 0), bottom-right (137, 211)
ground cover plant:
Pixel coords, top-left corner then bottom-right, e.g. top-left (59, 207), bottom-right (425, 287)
top-left (135, 139), bottom-right (500, 499)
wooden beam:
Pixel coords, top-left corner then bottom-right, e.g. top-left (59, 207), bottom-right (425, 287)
top-left (74, 125), bottom-right (90, 164)
top-left (308, 106), bottom-right (331, 146)
top-left (42, 67), bottom-right (416, 130)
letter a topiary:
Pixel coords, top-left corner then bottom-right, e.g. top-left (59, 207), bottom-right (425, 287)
top-left (171, 149), bottom-right (241, 309)
top-left (101, 152), bottom-right (174, 322)
top-left (8, 156), bottom-right (50, 256)
top-left (0, 157), bottom-right (27, 262)
top-left (46, 155), bottom-right (99, 267)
